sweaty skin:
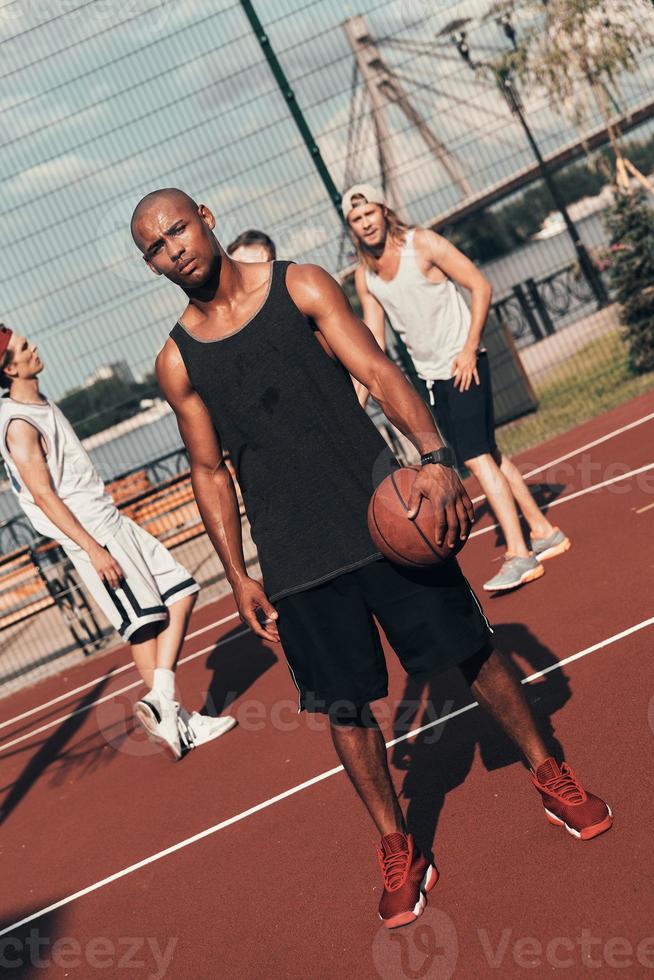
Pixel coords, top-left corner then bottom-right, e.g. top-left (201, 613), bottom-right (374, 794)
top-left (131, 191), bottom-right (474, 643)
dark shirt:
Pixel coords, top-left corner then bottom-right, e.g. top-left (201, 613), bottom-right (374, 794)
top-left (169, 261), bottom-right (396, 601)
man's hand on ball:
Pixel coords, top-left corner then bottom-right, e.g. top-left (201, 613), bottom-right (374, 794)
top-left (405, 465), bottom-right (474, 548)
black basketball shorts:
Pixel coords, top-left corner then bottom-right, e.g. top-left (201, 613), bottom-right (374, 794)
top-left (274, 557), bottom-right (493, 714)
top-left (416, 352), bottom-right (499, 467)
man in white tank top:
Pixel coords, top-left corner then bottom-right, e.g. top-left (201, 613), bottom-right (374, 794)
top-left (344, 185), bottom-right (570, 592)
top-left (0, 324), bottom-right (235, 760)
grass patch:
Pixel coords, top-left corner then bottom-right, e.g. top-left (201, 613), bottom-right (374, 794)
top-left (497, 329), bottom-right (654, 457)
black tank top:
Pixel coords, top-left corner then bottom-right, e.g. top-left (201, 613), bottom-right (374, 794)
top-left (170, 261), bottom-right (396, 602)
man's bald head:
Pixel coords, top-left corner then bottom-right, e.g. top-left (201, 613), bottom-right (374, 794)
top-left (130, 188), bottom-right (198, 247)
top-left (131, 187), bottom-right (222, 291)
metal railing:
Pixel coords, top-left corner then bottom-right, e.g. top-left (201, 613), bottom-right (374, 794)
top-left (117, 447), bottom-right (191, 485)
top-left (492, 262), bottom-right (611, 348)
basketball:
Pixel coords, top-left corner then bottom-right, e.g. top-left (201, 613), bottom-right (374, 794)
top-left (367, 466), bottom-right (466, 567)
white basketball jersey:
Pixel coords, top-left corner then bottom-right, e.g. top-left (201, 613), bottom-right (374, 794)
top-left (0, 395), bottom-right (121, 550)
top-left (364, 228), bottom-right (472, 383)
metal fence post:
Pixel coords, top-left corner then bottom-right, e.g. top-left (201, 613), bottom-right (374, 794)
top-left (239, 0), bottom-right (346, 226)
top-left (525, 278), bottom-right (557, 336)
top-left (511, 283), bottom-right (544, 342)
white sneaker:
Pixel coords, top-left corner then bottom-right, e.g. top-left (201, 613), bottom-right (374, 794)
top-left (134, 693), bottom-right (182, 761)
top-left (177, 708), bottom-right (237, 752)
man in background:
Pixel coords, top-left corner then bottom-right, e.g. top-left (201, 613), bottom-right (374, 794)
top-left (345, 184), bottom-right (570, 593)
top-left (226, 229), bottom-right (276, 263)
top-left (0, 323), bottom-right (235, 761)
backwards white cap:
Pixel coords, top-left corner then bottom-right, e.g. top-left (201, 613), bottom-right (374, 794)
top-left (341, 183), bottom-right (386, 219)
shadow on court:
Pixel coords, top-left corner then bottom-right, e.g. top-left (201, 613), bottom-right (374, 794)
top-left (391, 621), bottom-right (571, 859)
top-left (199, 625), bottom-right (278, 716)
top-left (472, 481), bottom-right (567, 551)
top-left (0, 908), bottom-right (61, 977)
top-left (0, 678), bottom-right (111, 827)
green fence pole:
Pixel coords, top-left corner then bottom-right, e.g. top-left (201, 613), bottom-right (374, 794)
top-left (239, 1), bottom-right (421, 390)
top-left (239, 0), bottom-right (346, 225)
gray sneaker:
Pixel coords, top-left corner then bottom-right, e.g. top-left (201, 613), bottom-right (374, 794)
top-left (530, 527), bottom-right (571, 562)
top-left (483, 554), bottom-right (545, 592)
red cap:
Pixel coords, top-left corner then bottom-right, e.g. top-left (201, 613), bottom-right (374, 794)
top-left (0, 325), bottom-right (12, 360)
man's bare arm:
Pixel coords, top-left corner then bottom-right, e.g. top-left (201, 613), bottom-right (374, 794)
top-left (6, 420), bottom-right (124, 588)
top-left (289, 264), bottom-right (444, 455)
top-left (156, 339), bottom-right (279, 641)
top-left (287, 265), bottom-right (474, 546)
top-left (417, 227), bottom-right (492, 391)
top-left (353, 264), bottom-right (387, 407)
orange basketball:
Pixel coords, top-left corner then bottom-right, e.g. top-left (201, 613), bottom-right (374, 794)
top-left (367, 466), bottom-right (466, 567)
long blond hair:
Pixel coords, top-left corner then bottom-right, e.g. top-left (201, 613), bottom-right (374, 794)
top-left (351, 206), bottom-right (412, 271)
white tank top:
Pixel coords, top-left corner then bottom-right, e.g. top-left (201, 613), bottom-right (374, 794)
top-left (0, 395), bottom-right (121, 551)
top-left (364, 228), bottom-right (472, 387)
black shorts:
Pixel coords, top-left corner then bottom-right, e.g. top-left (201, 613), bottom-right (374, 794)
top-left (274, 557), bottom-right (492, 713)
top-left (417, 352), bottom-right (498, 467)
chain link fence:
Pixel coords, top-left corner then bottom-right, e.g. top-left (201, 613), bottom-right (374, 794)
top-left (2, 0), bottom-right (654, 688)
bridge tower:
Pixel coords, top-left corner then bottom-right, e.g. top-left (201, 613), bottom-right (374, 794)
top-left (343, 14), bottom-right (472, 212)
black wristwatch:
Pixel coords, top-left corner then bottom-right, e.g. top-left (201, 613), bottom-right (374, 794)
top-left (420, 447), bottom-right (455, 468)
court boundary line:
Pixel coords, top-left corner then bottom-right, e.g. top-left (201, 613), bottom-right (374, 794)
top-left (469, 461), bottom-right (654, 540)
top-left (3, 459), bottom-right (652, 750)
top-left (1, 614), bottom-right (651, 940)
top-left (470, 409), bottom-right (654, 504)
top-left (3, 405), bottom-right (651, 734)
top-left (0, 627), bottom-right (250, 756)
top-left (0, 612), bottom-right (240, 734)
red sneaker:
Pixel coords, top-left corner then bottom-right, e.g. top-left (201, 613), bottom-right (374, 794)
top-left (377, 832), bottom-right (438, 929)
top-left (532, 758), bottom-right (613, 840)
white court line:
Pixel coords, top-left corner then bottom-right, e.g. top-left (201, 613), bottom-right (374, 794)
top-left (1, 614), bottom-right (651, 940)
top-left (0, 612), bottom-right (240, 734)
top-left (388, 616), bottom-right (654, 745)
top-left (5, 459), bottom-right (652, 749)
top-left (0, 627), bottom-right (250, 757)
top-left (6, 407), bottom-right (650, 731)
top-left (470, 409), bottom-right (654, 505)
top-left (469, 461), bottom-right (654, 540)
top-left (5, 410), bottom-right (652, 739)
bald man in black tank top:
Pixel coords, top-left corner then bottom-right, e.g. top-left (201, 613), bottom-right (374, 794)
top-left (131, 190), bottom-right (611, 929)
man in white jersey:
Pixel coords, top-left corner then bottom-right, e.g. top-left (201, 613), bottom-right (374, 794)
top-left (0, 324), bottom-right (235, 760)
top-left (345, 185), bottom-right (570, 592)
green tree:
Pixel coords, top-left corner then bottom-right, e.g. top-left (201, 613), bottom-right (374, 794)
top-left (605, 191), bottom-right (654, 373)
top-left (450, 209), bottom-right (514, 262)
top-left (492, 1), bottom-right (654, 146)
top-left (59, 374), bottom-right (163, 439)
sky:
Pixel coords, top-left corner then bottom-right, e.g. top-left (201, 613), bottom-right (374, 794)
top-left (1, 0), bottom-right (653, 399)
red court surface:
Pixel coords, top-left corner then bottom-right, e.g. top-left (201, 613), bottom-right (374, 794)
top-left (1, 391), bottom-right (653, 979)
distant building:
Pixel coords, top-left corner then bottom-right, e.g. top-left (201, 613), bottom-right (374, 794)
top-left (84, 361), bottom-right (135, 388)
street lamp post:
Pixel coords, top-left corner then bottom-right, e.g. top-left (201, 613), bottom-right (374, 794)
top-left (453, 27), bottom-right (608, 308)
